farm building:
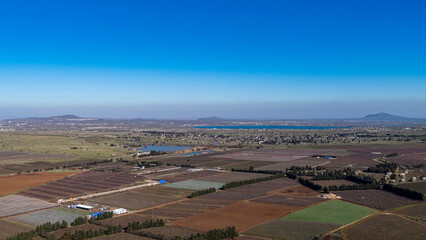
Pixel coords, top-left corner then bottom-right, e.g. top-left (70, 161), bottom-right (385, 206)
top-left (88, 212), bottom-right (104, 219)
top-left (112, 208), bottom-right (127, 215)
top-left (75, 204), bottom-right (93, 210)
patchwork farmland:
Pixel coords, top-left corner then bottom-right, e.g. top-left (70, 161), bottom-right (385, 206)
top-left (344, 214), bottom-right (426, 240)
top-left (0, 171), bottom-right (77, 196)
top-left (0, 219), bottom-right (33, 240)
top-left (19, 171), bottom-right (144, 201)
top-left (91, 185), bottom-right (193, 210)
top-left (172, 201), bottom-right (304, 232)
top-left (0, 195), bottom-right (59, 218)
top-left (334, 190), bottom-right (420, 210)
top-left (244, 219), bottom-right (341, 240)
top-left (1, 143), bottom-right (425, 240)
top-left (10, 207), bottom-right (86, 226)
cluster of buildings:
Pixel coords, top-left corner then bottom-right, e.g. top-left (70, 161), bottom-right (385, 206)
top-left (385, 170), bottom-right (425, 183)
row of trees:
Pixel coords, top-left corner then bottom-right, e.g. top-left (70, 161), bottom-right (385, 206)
top-left (60, 225), bottom-right (123, 240)
top-left (383, 184), bottom-right (425, 201)
top-left (91, 212), bottom-right (113, 221)
top-left (36, 221), bottom-right (68, 234)
top-left (298, 177), bottom-right (323, 191)
top-left (188, 188), bottom-right (216, 198)
top-left (126, 219), bottom-right (165, 231)
top-left (231, 167), bottom-right (283, 175)
top-left (71, 217), bottom-right (87, 226)
top-left (312, 168), bottom-right (353, 180)
top-left (7, 230), bottom-right (36, 240)
top-left (298, 173), bottom-right (381, 193)
top-left (188, 226), bottom-right (238, 240)
top-left (171, 226), bottom-right (239, 240)
top-left (221, 174), bottom-right (286, 190)
top-left (8, 220), bottom-right (72, 240)
top-left (325, 183), bottom-right (380, 192)
top-left (366, 162), bottom-right (398, 173)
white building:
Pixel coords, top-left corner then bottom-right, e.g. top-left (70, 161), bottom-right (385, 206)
top-left (112, 208), bottom-right (127, 215)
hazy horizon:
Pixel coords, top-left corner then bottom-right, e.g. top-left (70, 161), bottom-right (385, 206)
top-left (1, 1), bottom-right (425, 119)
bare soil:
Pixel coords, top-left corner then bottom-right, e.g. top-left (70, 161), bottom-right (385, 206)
top-left (334, 190), bottom-right (419, 210)
top-left (171, 201), bottom-right (304, 232)
top-left (0, 171), bottom-right (76, 196)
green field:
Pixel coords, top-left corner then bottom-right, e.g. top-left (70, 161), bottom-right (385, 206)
top-left (163, 180), bottom-right (224, 190)
top-left (282, 200), bottom-right (376, 225)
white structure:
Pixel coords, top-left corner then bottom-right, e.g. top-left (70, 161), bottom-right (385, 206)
top-left (112, 208), bottom-right (127, 215)
top-left (75, 204), bottom-right (93, 210)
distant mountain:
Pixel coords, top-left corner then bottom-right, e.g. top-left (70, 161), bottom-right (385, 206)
top-left (49, 114), bottom-right (83, 119)
top-left (361, 113), bottom-right (422, 121)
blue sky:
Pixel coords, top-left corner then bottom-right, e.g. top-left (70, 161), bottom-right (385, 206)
top-left (1, 1), bottom-right (425, 119)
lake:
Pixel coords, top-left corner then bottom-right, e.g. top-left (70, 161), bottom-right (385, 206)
top-left (137, 145), bottom-right (191, 152)
top-left (195, 126), bottom-right (345, 130)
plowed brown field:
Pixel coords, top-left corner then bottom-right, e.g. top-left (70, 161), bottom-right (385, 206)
top-left (0, 171), bottom-right (77, 196)
top-left (172, 201), bottom-right (303, 232)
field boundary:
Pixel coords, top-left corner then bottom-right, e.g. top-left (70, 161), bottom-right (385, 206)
top-left (58, 180), bottom-right (159, 203)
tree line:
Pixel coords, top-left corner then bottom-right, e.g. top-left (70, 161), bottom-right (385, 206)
top-left (231, 167), bottom-right (283, 175)
top-left (221, 174), bottom-right (286, 190)
top-left (59, 225), bottom-right (123, 240)
top-left (126, 219), bottom-right (165, 231)
top-left (366, 162), bottom-right (398, 173)
top-left (188, 188), bottom-right (217, 198)
top-left (383, 184), bottom-right (425, 201)
top-left (170, 226), bottom-right (238, 240)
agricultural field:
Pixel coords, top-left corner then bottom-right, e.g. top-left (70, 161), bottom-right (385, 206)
top-left (210, 149), bottom-right (325, 162)
top-left (394, 203), bottom-right (426, 221)
top-left (224, 178), bottom-right (299, 195)
top-left (11, 207), bottom-right (86, 226)
top-left (0, 219), bottom-right (34, 240)
top-left (139, 198), bottom-right (237, 221)
top-left (322, 151), bottom-right (378, 169)
top-left (0, 195), bottom-right (59, 218)
top-left (276, 185), bottom-right (321, 196)
top-left (19, 171), bottom-right (144, 201)
top-left (251, 194), bottom-right (325, 207)
top-left (160, 153), bottom-right (244, 169)
top-left (0, 151), bottom-right (70, 166)
top-left (134, 225), bottom-right (202, 239)
top-left (0, 132), bottom-right (132, 163)
top-left (155, 170), bottom-right (223, 183)
top-left (344, 214), bottom-right (426, 240)
top-left (334, 190), bottom-right (420, 210)
top-left (396, 181), bottom-right (426, 194)
top-left (312, 179), bottom-right (358, 187)
top-left (172, 201), bottom-right (304, 232)
top-left (243, 219), bottom-right (341, 240)
top-left (255, 159), bottom-right (328, 171)
top-left (0, 171), bottom-right (77, 196)
top-left (221, 160), bottom-right (276, 170)
top-left (91, 185), bottom-right (193, 210)
top-left (195, 172), bottom-right (270, 183)
top-left (163, 180), bottom-right (224, 191)
top-left (282, 200), bottom-right (376, 225)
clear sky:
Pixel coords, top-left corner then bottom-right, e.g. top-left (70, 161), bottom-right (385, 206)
top-left (1, 0), bottom-right (425, 119)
